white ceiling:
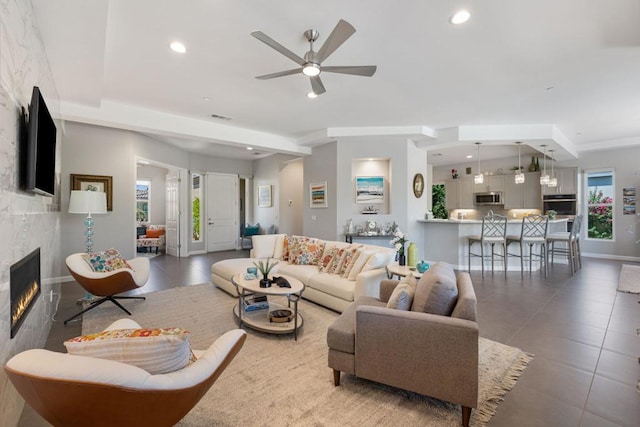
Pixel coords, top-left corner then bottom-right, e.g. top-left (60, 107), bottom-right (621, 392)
top-left (33, 0), bottom-right (640, 163)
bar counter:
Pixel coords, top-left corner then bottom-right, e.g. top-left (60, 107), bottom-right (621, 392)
top-left (418, 218), bottom-right (568, 271)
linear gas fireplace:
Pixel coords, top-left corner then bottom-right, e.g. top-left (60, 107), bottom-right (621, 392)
top-left (10, 248), bottom-right (41, 338)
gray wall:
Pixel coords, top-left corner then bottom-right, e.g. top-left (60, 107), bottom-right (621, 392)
top-left (278, 158), bottom-right (304, 235)
top-left (576, 146), bottom-right (640, 258)
top-left (252, 153), bottom-right (298, 234)
top-left (136, 164), bottom-right (168, 225)
top-left (303, 142), bottom-right (338, 240)
top-left (0, 2), bottom-right (63, 424)
top-left (61, 122), bottom-right (255, 270)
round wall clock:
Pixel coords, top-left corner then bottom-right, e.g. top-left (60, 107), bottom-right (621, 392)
top-left (413, 173), bottom-right (424, 198)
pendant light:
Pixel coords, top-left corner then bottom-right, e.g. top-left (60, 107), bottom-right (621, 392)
top-left (515, 141), bottom-right (525, 184)
top-left (539, 144), bottom-right (550, 185)
top-left (474, 142), bottom-right (484, 184)
top-left (548, 149), bottom-right (557, 187)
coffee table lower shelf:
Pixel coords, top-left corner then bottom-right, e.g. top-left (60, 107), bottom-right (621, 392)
top-left (233, 302), bottom-right (303, 335)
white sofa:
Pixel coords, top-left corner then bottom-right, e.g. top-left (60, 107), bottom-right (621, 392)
top-left (211, 234), bottom-right (396, 313)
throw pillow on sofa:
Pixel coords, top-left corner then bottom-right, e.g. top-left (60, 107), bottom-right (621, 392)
top-left (347, 249), bottom-right (375, 280)
top-left (64, 327), bottom-right (192, 375)
top-left (318, 246), bottom-right (339, 272)
top-left (289, 236), bottom-right (325, 265)
top-left (411, 262), bottom-right (458, 316)
top-left (387, 274), bottom-right (418, 310)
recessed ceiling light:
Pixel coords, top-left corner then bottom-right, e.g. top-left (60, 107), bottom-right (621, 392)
top-left (246, 147), bottom-right (253, 150)
top-left (210, 113), bottom-right (231, 121)
top-left (466, 155), bottom-right (473, 159)
top-left (546, 86), bottom-right (555, 91)
top-left (202, 96), bottom-right (210, 101)
top-left (307, 91), bottom-right (318, 99)
top-left (450, 10), bottom-right (471, 25)
top-left (170, 41), bottom-right (186, 53)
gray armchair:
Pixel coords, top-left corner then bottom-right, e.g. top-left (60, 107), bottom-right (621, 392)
top-left (327, 264), bottom-right (478, 427)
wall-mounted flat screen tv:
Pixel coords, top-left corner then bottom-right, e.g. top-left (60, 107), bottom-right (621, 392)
top-left (25, 86), bottom-right (57, 197)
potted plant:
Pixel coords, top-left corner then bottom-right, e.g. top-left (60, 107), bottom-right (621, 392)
top-left (253, 259), bottom-right (278, 287)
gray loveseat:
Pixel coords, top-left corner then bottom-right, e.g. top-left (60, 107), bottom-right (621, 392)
top-left (326, 262), bottom-right (478, 427)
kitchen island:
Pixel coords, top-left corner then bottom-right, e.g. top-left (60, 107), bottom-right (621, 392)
top-left (418, 218), bottom-right (568, 271)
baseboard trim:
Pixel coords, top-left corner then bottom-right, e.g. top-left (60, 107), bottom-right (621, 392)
top-left (582, 253), bottom-right (640, 262)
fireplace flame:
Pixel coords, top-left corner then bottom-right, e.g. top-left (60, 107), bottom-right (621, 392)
top-left (11, 280), bottom-right (39, 328)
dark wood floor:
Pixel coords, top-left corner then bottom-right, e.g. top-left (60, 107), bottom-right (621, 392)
top-left (20, 251), bottom-right (640, 426)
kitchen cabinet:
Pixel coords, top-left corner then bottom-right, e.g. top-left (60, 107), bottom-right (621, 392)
top-left (445, 179), bottom-right (458, 209)
top-left (504, 172), bottom-right (541, 209)
top-left (542, 167), bottom-right (577, 195)
top-left (473, 175), bottom-right (505, 193)
top-left (445, 178), bottom-right (474, 209)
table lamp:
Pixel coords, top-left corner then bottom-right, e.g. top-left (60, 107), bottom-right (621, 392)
top-left (69, 190), bottom-right (107, 253)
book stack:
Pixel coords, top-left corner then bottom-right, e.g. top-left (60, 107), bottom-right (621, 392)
top-left (243, 294), bottom-right (268, 312)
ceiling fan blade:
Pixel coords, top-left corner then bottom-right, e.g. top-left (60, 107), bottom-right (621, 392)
top-left (255, 68), bottom-right (301, 80)
top-left (316, 19), bottom-right (356, 63)
top-left (310, 76), bottom-right (326, 95)
top-left (321, 65), bottom-right (377, 77)
top-left (251, 31), bottom-right (306, 66)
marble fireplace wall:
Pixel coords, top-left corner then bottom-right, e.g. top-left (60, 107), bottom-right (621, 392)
top-left (0, 1), bottom-right (63, 425)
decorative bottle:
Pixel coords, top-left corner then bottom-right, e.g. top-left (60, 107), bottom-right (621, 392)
top-left (407, 242), bottom-right (417, 267)
top-left (528, 157), bottom-right (537, 172)
top-left (535, 157), bottom-right (540, 171)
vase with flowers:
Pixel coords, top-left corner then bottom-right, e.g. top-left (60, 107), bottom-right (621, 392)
top-left (253, 259), bottom-right (278, 287)
top-left (390, 228), bottom-right (408, 266)
top-left (451, 169), bottom-right (459, 179)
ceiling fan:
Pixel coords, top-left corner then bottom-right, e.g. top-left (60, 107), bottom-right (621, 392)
top-left (251, 19), bottom-right (377, 96)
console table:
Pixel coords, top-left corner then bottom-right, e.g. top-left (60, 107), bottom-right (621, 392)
top-left (344, 233), bottom-right (393, 244)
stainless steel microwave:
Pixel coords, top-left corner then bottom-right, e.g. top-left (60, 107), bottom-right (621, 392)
top-left (474, 192), bottom-right (503, 206)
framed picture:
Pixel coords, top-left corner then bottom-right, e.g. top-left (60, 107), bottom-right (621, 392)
top-left (258, 185), bottom-right (272, 207)
top-left (70, 174), bottom-right (113, 211)
top-left (356, 176), bottom-right (384, 204)
top-left (310, 182), bottom-right (328, 208)
top-left (413, 173), bottom-right (425, 198)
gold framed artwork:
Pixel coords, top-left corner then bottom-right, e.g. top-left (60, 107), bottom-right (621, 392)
top-left (258, 185), bottom-right (272, 207)
top-left (413, 173), bottom-right (424, 198)
top-left (70, 174), bottom-right (113, 211)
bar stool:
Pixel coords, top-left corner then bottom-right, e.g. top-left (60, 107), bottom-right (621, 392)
top-left (468, 214), bottom-right (507, 277)
top-left (547, 213), bottom-right (583, 275)
top-left (506, 215), bottom-right (549, 278)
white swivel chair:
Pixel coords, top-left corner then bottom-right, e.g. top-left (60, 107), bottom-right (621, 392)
top-left (5, 318), bottom-right (247, 427)
top-left (64, 253), bottom-right (150, 324)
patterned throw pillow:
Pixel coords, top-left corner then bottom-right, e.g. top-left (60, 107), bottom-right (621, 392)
top-left (338, 246), bottom-right (360, 276)
top-left (330, 248), bottom-right (348, 274)
top-left (290, 237), bottom-right (325, 265)
top-left (318, 246), bottom-right (338, 272)
top-left (64, 328), bottom-right (192, 375)
top-left (387, 274), bottom-right (418, 311)
top-left (81, 248), bottom-right (132, 272)
top-left (342, 250), bottom-right (361, 278)
top-left (347, 249), bottom-right (375, 281)
top-left (282, 236), bottom-right (290, 261)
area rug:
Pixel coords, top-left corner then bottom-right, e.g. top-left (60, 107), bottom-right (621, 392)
top-left (82, 284), bottom-right (533, 427)
top-left (618, 264), bottom-right (640, 294)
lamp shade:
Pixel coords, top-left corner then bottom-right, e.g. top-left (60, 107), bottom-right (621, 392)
top-left (69, 190), bottom-right (107, 214)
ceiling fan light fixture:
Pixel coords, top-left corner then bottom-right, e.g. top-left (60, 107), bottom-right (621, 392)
top-left (450, 10), bottom-right (471, 25)
top-left (302, 63), bottom-right (320, 76)
top-left (306, 91), bottom-right (318, 98)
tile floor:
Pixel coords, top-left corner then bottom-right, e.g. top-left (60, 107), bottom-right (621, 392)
top-left (19, 251), bottom-right (640, 426)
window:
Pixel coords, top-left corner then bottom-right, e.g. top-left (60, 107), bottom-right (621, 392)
top-left (136, 180), bottom-right (150, 223)
top-left (586, 170), bottom-right (614, 240)
top-left (192, 173), bottom-right (202, 242)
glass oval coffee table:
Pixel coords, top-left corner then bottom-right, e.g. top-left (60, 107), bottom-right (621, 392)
top-left (231, 273), bottom-right (305, 340)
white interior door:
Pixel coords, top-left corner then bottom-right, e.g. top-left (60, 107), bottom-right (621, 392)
top-left (206, 173), bottom-right (238, 252)
top-left (165, 170), bottom-right (179, 256)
